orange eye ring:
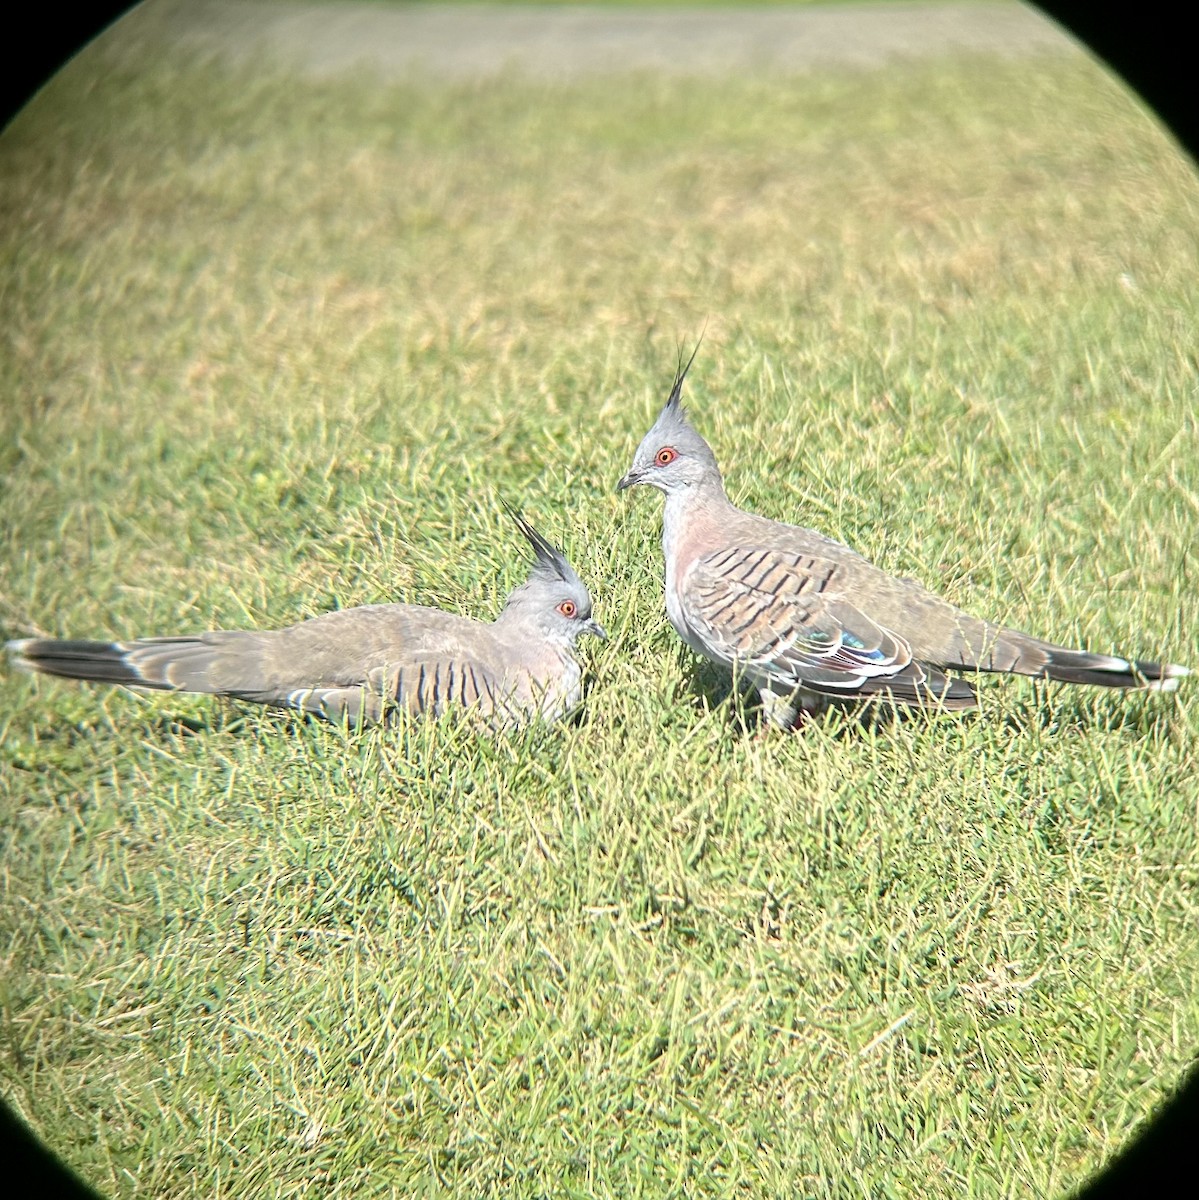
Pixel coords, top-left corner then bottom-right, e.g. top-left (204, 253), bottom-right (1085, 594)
top-left (655, 447), bottom-right (678, 466)
top-left (557, 600), bottom-right (577, 618)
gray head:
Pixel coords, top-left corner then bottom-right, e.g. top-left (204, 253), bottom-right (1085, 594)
top-left (499, 503), bottom-right (606, 643)
top-left (616, 343), bottom-right (723, 496)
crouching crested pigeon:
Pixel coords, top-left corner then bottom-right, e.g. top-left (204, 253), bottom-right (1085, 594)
top-left (617, 349), bottom-right (1190, 728)
top-left (6, 505), bottom-right (606, 727)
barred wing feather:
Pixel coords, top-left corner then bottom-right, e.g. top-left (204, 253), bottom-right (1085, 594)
top-left (681, 546), bottom-right (975, 708)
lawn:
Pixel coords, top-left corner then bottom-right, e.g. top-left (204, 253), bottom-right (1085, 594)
top-left (1, 10), bottom-right (1197, 1200)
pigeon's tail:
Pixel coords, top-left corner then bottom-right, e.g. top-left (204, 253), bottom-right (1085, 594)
top-left (985, 632), bottom-right (1190, 693)
top-left (6, 636), bottom-right (227, 694)
top-left (1035, 648), bottom-right (1190, 692)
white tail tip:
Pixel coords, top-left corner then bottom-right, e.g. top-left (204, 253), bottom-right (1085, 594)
top-left (1146, 664), bottom-right (1190, 692)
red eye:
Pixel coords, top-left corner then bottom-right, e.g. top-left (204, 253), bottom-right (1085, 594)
top-left (655, 447), bottom-right (677, 466)
top-left (557, 600), bottom-right (577, 618)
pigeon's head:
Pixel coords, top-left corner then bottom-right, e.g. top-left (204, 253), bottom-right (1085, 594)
top-left (616, 343), bottom-right (722, 497)
top-left (500, 504), bottom-right (606, 644)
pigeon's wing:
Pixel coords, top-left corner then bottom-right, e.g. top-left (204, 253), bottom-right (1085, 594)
top-left (680, 545), bottom-right (975, 708)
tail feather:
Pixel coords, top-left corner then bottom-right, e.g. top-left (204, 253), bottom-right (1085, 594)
top-left (984, 631), bottom-right (1190, 692)
top-left (6, 636), bottom-right (223, 693)
top-left (1038, 651), bottom-right (1190, 692)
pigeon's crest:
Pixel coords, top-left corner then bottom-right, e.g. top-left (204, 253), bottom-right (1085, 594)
top-left (502, 500), bottom-right (581, 589)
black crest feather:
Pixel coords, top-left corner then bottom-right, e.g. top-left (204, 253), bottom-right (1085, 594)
top-left (665, 330), bottom-right (704, 414)
top-left (500, 500), bottom-right (572, 584)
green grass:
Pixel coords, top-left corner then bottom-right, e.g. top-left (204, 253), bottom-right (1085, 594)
top-left (2, 25), bottom-right (1198, 1200)
top-left (314, 2), bottom-right (925, 8)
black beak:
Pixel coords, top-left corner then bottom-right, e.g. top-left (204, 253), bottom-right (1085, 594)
top-left (616, 470), bottom-right (639, 493)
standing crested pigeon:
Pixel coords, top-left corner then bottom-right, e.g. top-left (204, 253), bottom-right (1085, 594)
top-left (617, 350), bottom-right (1190, 728)
top-left (6, 505), bottom-right (606, 727)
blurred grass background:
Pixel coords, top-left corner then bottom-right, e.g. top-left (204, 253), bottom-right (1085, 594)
top-left (1, 3), bottom-right (1197, 1197)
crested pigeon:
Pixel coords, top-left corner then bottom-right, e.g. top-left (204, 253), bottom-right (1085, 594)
top-left (6, 506), bottom-right (606, 727)
top-left (617, 351), bottom-right (1190, 728)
